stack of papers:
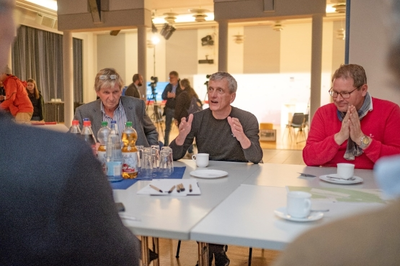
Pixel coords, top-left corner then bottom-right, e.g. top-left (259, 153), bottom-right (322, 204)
top-left (137, 179), bottom-right (201, 196)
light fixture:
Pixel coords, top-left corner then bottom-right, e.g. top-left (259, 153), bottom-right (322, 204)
top-left (233, 34), bottom-right (244, 44)
top-left (26, 0), bottom-right (57, 11)
top-left (163, 13), bottom-right (178, 24)
top-left (272, 21), bottom-right (284, 31)
top-left (201, 35), bottom-right (214, 46)
top-left (336, 28), bottom-right (345, 40)
top-left (190, 9), bottom-right (209, 22)
top-left (159, 23), bottom-right (176, 40)
top-left (151, 35), bottom-right (160, 45)
top-left (147, 40), bottom-right (154, 49)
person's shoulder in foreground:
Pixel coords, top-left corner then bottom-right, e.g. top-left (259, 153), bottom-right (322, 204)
top-left (0, 111), bottom-right (140, 265)
top-left (271, 199), bottom-right (400, 266)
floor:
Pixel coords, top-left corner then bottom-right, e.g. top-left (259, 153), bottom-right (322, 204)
top-left (150, 123), bottom-right (305, 266)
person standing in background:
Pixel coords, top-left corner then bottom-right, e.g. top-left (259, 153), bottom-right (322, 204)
top-left (125, 73), bottom-right (143, 99)
top-left (162, 70), bottom-right (182, 145)
top-left (26, 78), bottom-right (44, 121)
top-left (0, 81), bottom-right (5, 103)
top-left (174, 78), bottom-right (201, 157)
top-left (0, 66), bottom-right (33, 123)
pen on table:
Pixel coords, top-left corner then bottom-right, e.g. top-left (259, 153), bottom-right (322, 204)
top-left (177, 184), bottom-right (181, 193)
top-left (189, 184), bottom-right (193, 192)
top-left (149, 184), bottom-right (163, 193)
top-left (298, 172), bottom-right (316, 178)
top-left (168, 185), bottom-right (176, 194)
top-left (179, 183), bottom-right (185, 192)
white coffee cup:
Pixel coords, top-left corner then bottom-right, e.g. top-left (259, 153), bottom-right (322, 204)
top-left (337, 163), bottom-right (355, 179)
top-left (192, 153), bottom-right (209, 168)
top-left (287, 191), bottom-right (312, 218)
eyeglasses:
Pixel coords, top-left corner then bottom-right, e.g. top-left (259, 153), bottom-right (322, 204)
top-left (328, 88), bottom-right (358, 99)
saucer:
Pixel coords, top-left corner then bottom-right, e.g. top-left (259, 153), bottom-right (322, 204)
top-left (319, 174), bottom-right (363, 184)
top-left (274, 207), bottom-right (323, 222)
top-left (190, 169), bottom-right (228, 179)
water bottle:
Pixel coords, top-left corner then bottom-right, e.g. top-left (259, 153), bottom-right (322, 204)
top-left (97, 121), bottom-right (110, 174)
top-left (81, 120), bottom-right (97, 155)
top-left (121, 121), bottom-right (138, 179)
top-left (68, 120), bottom-right (81, 135)
top-left (106, 121), bottom-right (123, 182)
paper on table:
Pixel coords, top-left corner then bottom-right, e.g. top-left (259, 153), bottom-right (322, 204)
top-left (137, 179), bottom-right (201, 196)
top-left (287, 186), bottom-right (386, 204)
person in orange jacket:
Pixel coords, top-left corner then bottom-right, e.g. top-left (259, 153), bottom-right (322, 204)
top-left (0, 66), bottom-right (33, 122)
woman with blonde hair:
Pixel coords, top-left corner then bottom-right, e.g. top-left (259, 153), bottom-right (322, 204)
top-left (26, 78), bottom-right (44, 121)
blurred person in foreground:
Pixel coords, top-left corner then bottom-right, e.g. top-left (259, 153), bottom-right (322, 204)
top-left (0, 66), bottom-right (33, 123)
top-left (162, 70), bottom-right (182, 145)
top-left (26, 78), bottom-right (44, 121)
top-left (303, 64), bottom-right (400, 169)
top-left (74, 67), bottom-right (158, 146)
top-left (170, 71), bottom-right (263, 266)
top-left (0, 0), bottom-right (140, 265)
top-left (125, 73), bottom-right (143, 99)
top-left (272, 2), bottom-right (400, 266)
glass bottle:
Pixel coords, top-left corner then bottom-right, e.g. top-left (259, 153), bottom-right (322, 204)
top-left (81, 119), bottom-right (96, 155)
top-left (68, 120), bottom-right (81, 135)
top-left (97, 121), bottom-right (110, 174)
top-left (106, 121), bottom-right (123, 182)
top-left (121, 121), bottom-right (138, 179)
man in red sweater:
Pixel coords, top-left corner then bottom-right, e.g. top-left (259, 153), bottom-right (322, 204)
top-left (0, 66), bottom-right (33, 122)
top-left (303, 64), bottom-right (400, 169)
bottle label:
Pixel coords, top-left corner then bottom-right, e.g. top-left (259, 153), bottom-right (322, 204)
top-left (106, 161), bottom-right (122, 181)
top-left (122, 152), bottom-right (138, 174)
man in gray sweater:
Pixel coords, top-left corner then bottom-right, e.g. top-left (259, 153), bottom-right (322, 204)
top-left (170, 71), bottom-right (262, 164)
top-left (169, 71), bottom-right (263, 266)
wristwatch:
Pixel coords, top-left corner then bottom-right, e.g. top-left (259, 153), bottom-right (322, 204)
top-left (360, 135), bottom-right (371, 149)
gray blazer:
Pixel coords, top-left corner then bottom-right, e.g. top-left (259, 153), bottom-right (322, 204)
top-left (74, 96), bottom-right (159, 146)
top-left (0, 111), bottom-right (140, 265)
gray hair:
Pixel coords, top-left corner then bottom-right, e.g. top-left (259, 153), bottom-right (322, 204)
top-left (94, 68), bottom-right (124, 92)
top-left (209, 72), bottom-right (237, 93)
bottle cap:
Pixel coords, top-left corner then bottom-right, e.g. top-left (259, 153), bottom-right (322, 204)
top-left (101, 121), bottom-right (108, 127)
top-left (72, 120), bottom-right (79, 125)
top-left (83, 120), bottom-right (91, 126)
top-left (126, 121), bottom-right (133, 127)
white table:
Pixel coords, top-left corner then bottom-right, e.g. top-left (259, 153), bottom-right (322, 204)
top-left (243, 163), bottom-right (378, 189)
top-left (30, 122), bottom-right (69, 132)
top-left (113, 161), bottom-right (382, 266)
top-left (190, 185), bottom-right (385, 251)
top-left (113, 160), bottom-right (259, 265)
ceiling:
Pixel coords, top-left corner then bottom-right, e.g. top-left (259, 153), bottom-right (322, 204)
top-left (16, 0), bottom-right (346, 31)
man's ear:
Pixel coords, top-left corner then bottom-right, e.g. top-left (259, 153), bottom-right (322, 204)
top-left (230, 92), bottom-right (236, 103)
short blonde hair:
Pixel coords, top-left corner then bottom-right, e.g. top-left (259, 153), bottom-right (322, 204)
top-left (94, 68), bottom-right (124, 92)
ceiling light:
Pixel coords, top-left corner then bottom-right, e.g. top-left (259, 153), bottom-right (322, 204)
top-left (25, 0), bottom-right (57, 11)
top-left (163, 13), bottom-right (178, 24)
top-left (233, 34), bottom-right (244, 44)
top-left (273, 21), bottom-right (284, 31)
top-left (190, 9), bottom-right (209, 23)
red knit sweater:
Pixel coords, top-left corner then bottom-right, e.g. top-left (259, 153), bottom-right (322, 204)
top-left (0, 75), bottom-right (33, 116)
top-left (303, 97), bottom-right (400, 169)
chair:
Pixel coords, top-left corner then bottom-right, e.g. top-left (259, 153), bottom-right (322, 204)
top-left (296, 114), bottom-right (309, 143)
top-left (288, 113), bottom-right (305, 142)
top-left (175, 242), bottom-right (255, 265)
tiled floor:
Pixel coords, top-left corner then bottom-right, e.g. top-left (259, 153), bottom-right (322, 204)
top-left (150, 124), bottom-right (305, 265)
